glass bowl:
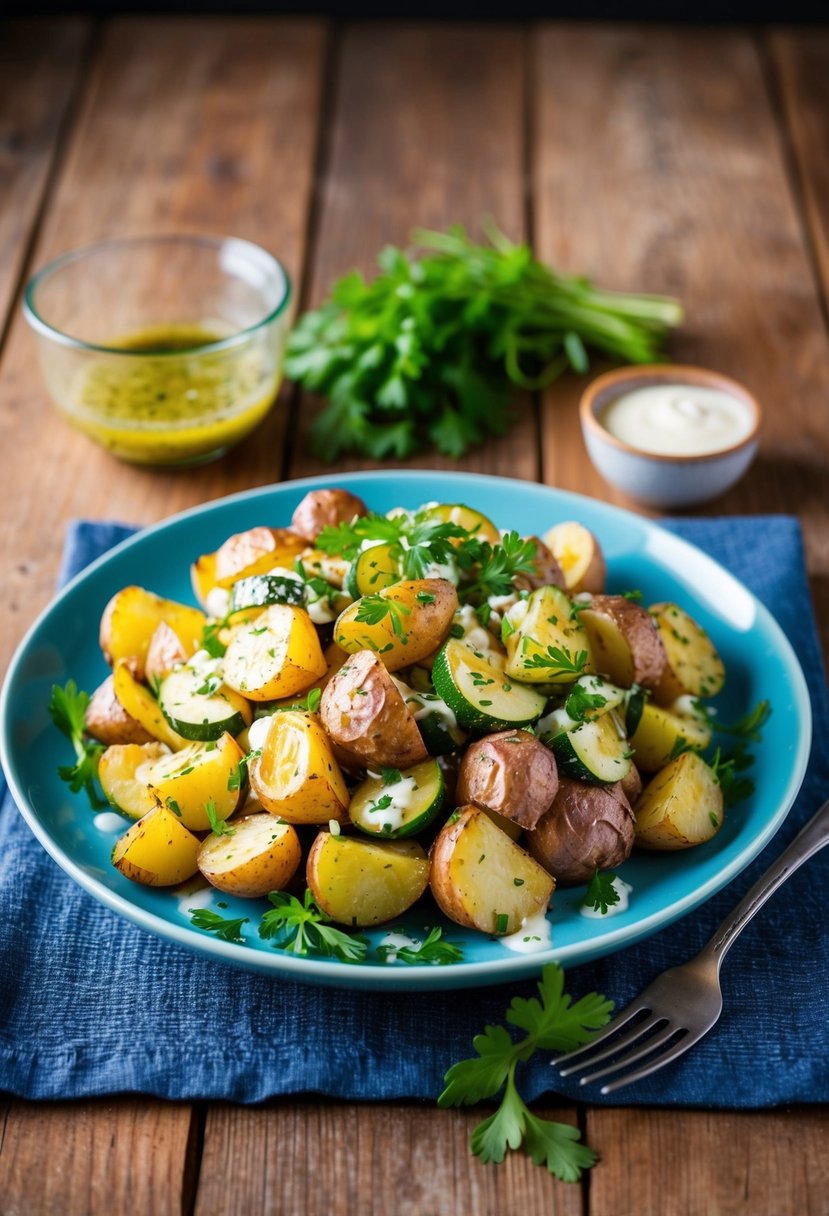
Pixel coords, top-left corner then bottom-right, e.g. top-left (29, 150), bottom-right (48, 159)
top-left (24, 234), bottom-right (292, 466)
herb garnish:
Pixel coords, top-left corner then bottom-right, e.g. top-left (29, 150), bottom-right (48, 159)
top-left (354, 594), bottom-right (411, 638)
top-left (439, 963), bottom-right (612, 1181)
top-left (581, 870), bottom-right (620, 915)
top-left (48, 681), bottom-right (106, 807)
top-left (377, 927), bottom-right (464, 966)
top-left (189, 909), bottom-right (248, 943)
top-left (259, 890), bottom-right (368, 962)
top-left (521, 643), bottom-right (589, 677)
top-left (205, 798), bottom-right (235, 837)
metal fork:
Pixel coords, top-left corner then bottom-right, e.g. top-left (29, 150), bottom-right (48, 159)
top-left (554, 797), bottom-right (829, 1094)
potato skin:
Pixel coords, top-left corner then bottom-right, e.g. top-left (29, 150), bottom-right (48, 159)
top-left (85, 675), bottom-right (156, 745)
top-left (214, 526), bottom-right (305, 587)
top-left (145, 622), bottom-right (188, 685)
top-left (619, 763), bottom-right (644, 805)
top-left (320, 650), bottom-right (428, 769)
top-left (334, 579), bottom-right (459, 673)
top-left (456, 730), bottom-right (559, 830)
top-left (581, 595), bottom-right (667, 689)
top-left (514, 537), bottom-right (566, 592)
top-left (543, 521), bottom-right (606, 594)
top-left (527, 776), bottom-right (635, 885)
top-left (198, 815), bottom-right (302, 898)
top-left (290, 488), bottom-right (368, 543)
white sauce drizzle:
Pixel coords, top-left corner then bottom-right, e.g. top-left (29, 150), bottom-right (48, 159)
top-left (579, 877), bottom-right (633, 920)
top-left (177, 885), bottom-right (216, 913)
top-left (364, 775), bottom-right (419, 830)
top-left (93, 811), bottom-right (127, 833)
top-left (247, 715), bottom-right (274, 753)
top-left (205, 587), bottom-right (231, 619)
top-left (378, 931), bottom-right (421, 962)
top-left (600, 384), bottom-right (754, 456)
top-left (499, 911), bottom-right (553, 953)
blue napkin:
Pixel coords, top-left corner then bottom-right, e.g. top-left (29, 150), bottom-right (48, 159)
top-left (1, 516), bottom-right (827, 1107)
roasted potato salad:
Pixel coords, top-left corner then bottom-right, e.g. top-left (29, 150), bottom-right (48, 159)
top-left (53, 487), bottom-right (758, 962)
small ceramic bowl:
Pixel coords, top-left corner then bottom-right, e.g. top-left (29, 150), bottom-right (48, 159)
top-left (579, 364), bottom-right (762, 509)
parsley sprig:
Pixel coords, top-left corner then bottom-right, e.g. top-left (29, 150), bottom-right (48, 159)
top-left (317, 509), bottom-right (465, 582)
top-left (439, 964), bottom-right (612, 1181)
top-left (48, 681), bottom-right (106, 807)
top-left (286, 223), bottom-right (681, 461)
top-left (189, 909), bottom-right (249, 943)
top-left (458, 532), bottom-right (538, 601)
top-left (354, 593), bottom-right (411, 637)
top-left (259, 890), bottom-right (368, 962)
top-left (205, 798), bottom-right (235, 837)
top-left (581, 870), bottom-right (621, 916)
top-left (521, 643), bottom-right (590, 677)
top-left (377, 927), bottom-right (464, 966)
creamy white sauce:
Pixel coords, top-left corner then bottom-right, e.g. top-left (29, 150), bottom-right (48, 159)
top-left (601, 384), bottom-right (754, 456)
top-left (186, 650), bottom-right (224, 677)
top-left (499, 911), bottom-right (553, 953)
top-left (391, 676), bottom-right (460, 735)
top-left (205, 587), bottom-right (231, 619)
top-left (454, 605), bottom-right (507, 668)
top-left (365, 775), bottom-right (419, 830)
top-left (378, 931), bottom-right (421, 962)
top-left (178, 885), bottom-right (216, 913)
top-left (580, 876), bottom-right (633, 920)
top-left (247, 714), bottom-right (274, 753)
top-left (306, 595), bottom-right (339, 625)
top-left (504, 599), bottom-right (530, 630)
top-left (93, 811), bottom-right (127, 833)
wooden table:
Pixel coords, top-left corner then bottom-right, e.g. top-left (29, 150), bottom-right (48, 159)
top-left (1, 17), bottom-right (828, 1215)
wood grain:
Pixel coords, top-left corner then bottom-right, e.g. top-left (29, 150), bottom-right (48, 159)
top-left (588, 1107), bottom-right (829, 1216)
top-left (0, 21), bottom-right (90, 333)
top-left (533, 25), bottom-right (829, 657)
top-left (0, 17), bottom-right (326, 678)
top-left (287, 22), bottom-right (539, 481)
top-left (767, 30), bottom-right (829, 308)
top-left (0, 1097), bottom-right (196, 1216)
top-left (194, 1102), bottom-right (583, 1216)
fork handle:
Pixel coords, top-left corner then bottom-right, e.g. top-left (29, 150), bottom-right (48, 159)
top-left (702, 797), bottom-right (829, 968)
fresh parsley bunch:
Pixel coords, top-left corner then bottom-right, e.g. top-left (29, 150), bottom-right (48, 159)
top-left (286, 223), bottom-right (682, 461)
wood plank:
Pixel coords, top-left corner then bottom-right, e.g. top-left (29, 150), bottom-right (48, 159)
top-left (588, 1108), bottom-right (829, 1216)
top-left (287, 22), bottom-right (538, 481)
top-left (532, 26), bottom-right (829, 658)
top-left (0, 1097), bottom-right (196, 1216)
top-left (767, 30), bottom-right (829, 308)
top-left (0, 16), bottom-right (326, 677)
top-left (194, 1102), bottom-right (583, 1216)
top-left (0, 20), bottom-right (90, 331)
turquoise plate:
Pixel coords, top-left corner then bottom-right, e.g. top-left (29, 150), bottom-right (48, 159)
top-left (0, 472), bottom-right (811, 990)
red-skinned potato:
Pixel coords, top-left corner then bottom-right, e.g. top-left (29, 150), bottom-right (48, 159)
top-left (320, 649), bottom-right (428, 770)
top-left (456, 730), bottom-right (559, 830)
top-left (290, 488), bottom-right (368, 543)
top-left (514, 537), bottom-right (566, 592)
top-left (214, 526), bottom-right (306, 588)
top-left (579, 595), bottom-right (667, 689)
top-left (527, 776), bottom-right (635, 885)
top-left (144, 622), bottom-right (188, 685)
top-left (84, 675), bottom-right (156, 746)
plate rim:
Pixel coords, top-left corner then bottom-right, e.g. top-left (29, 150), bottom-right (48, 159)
top-left (0, 470), bottom-right (813, 990)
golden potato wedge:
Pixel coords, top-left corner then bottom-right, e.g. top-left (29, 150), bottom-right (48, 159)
top-left (635, 751), bottom-right (724, 850)
top-left (429, 806), bottom-right (554, 935)
top-left (112, 660), bottom-right (188, 751)
top-left (142, 732), bottom-right (245, 831)
top-left (84, 674), bottom-right (156, 745)
top-left (198, 814), bottom-right (302, 898)
top-left (100, 585), bottom-right (205, 680)
top-left (307, 833), bottom-right (430, 927)
top-left (111, 803), bottom-right (201, 886)
top-left (249, 710), bottom-right (349, 824)
top-left (456, 730), bottom-right (559, 830)
top-left (222, 604), bottom-right (327, 702)
top-left (145, 622), bottom-right (188, 685)
top-left (320, 649), bottom-right (428, 770)
top-left (98, 741), bottom-right (170, 819)
top-left (504, 585), bottom-right (594, 685)
top-left (579, 595), bottom-right (666, 689)
top-left (334, 579), bottom-right (459, 672)
top-left (628, 700), bottom-right (712, 772)
top-left (214, 526), bottom-right (306, 588)
top-left (650, 602), bottom-right (726, 705)
top-left (290, 488), bottom-right (368, 543)
top-left (527, 777), bottom-right (635, 885)
top-left (190, 550), bottom-right (219, 611)
top-left (542, 521), bottom-right (606, 594)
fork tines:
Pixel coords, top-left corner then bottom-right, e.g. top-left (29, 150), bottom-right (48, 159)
top-left (554, 1004), bottom-right (695, 1095)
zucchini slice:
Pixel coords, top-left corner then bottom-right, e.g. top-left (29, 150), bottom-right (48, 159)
top-left (345, 542), bottom-right (401, 599)
top-left (229, 572), bottom-right (306, 613)
top-left (432, 637), bottom-right (547, 731)
top-left (349, 758), bottom-right (444, 838)
top-left (159, 664), bottom-right (252, 741)
top-left (546, 711), bottom-right (632, 785)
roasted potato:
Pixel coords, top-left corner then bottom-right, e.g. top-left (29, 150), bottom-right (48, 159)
top-left (223, 604), bottom-right (327, 701)
top-left (334, 579), bottom-right (459, 672)
top-left (145, 622), bottom-right (188, 684)
top-left (111, 803), bottom-right (201, 887)
top-left (198, 814), bottom-right (302, 897)
top-left (628, 700), bottom-right (712, 772)
top-left (307, 833), bottom-right (430, 927)
top-left (290, 488), bottom-right (368, 543)
top-left (213, 526), bottom-right (306, 588)
top-left (527, 777), bottom-right (635, 885)
top-left (634, 752), bottom-right (724, 850)
top-left (456, 730), bottom-right (559, 830)
top-left (619, 763), bottom-right (644, 805)
top-left (84, 674), bottom-right (156, 745)
top-left (249, 710), bottom-right (349, 824)
top-left (514, 536), bottom-right (566, 592)
top-left (542, 521), bottom-right (606, 594)
top-left (320, 650), bottom-right (428, 769)
top-left (100, 586), bottom-right (205, 680)
top-left (504, 585), bottom-right (594, 685)
top-left (143, 732), bottom-right (246, 831)
top-left (98, 741), bottom-right (170, 819)
top-left (429, 806), bottom-right (554, 935)
top-left (580, 595), bottom-right (667, 689)
top-left (650, 602), bottom-right (726, 705)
